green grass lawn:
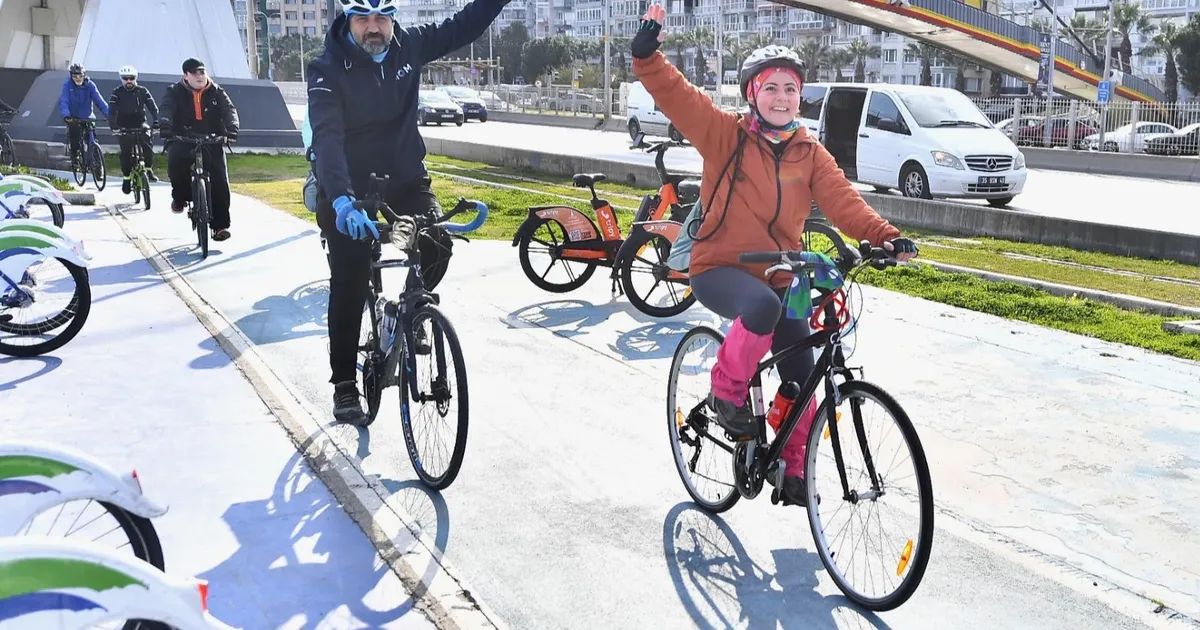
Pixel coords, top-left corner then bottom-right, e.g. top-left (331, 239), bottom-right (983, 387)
top-left (104, 151), bottom-right (1200, 361)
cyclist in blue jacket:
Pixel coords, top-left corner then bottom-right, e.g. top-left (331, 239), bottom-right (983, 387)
top-left (307, 0), bottom-right (510, 425)
top-left (58, 64), bottom-right (109, 168)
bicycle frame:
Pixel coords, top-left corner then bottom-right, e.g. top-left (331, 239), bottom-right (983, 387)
top-left (67, 119), bottom-right (97, 167)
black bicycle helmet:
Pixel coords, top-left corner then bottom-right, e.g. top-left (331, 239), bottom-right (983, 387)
top-left (738, 45), bottom-right (806, 101)
top-left (68, 63), bottom-right (84, 75)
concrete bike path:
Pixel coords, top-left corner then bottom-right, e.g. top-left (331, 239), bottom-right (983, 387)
top-left (0, 203), bottom-right (441, 629)
top-left (90, 181), bottom-right (1199, 630)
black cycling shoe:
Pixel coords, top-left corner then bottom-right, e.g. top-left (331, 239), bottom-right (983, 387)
top-left (332, 380), bottom-right (368, 426)
top-left (121, 178), bottom-right (131, 195)
top-left (768, 475), bottom-right (819, 507)
top-left (710, 395), bottom-right (757, 439)
top-left (147, 170), bottom-right (159, 182)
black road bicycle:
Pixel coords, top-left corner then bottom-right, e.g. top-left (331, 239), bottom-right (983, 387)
top-left (173, 134), bottom-right (228, 260)
top-left (352, 173), bottom-right (487, 490)
top-left (665, 221), bottom-right (935, 611)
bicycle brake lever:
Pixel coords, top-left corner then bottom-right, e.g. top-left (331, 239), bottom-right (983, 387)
top-left (764, 263), bottom-right (792, 276)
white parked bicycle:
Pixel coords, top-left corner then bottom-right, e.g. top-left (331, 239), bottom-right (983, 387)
top-left (0, 221), bottom-right (92, 356)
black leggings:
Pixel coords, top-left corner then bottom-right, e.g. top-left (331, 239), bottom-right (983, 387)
top-left (117, 132), bottom-right (155, 175)
top-left (689, 266), bottom-right (815, 386)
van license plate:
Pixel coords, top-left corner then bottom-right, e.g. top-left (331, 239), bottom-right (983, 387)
top-left (978, 176), bottom-right (1006, 185)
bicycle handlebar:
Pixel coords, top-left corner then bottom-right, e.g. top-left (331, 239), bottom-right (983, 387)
top-left (354, 172), bottom-right (489, 245)
top-left (739, 240), bottom-right (897, 274)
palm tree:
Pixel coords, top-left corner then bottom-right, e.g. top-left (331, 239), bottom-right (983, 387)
top-left (825, 48), bottom-right (855, 82)
top-left (797, 38), bottom-right (827, 82)
top-left (1113, 1), bottom-right (1157, 72)
top-left (690, 27), bottom-right (715, 84)
top-left (906, 42), bottom-right (937, 86)
top-left (1142, 20), bottom-right (1183, 104)
top-left (847, 37), bottom-right (881, 82)
top-left (665, 33), bottom-right (691, 73)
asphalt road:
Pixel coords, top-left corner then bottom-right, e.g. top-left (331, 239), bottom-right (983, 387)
top-left (77, 180), bottom-right (1200, 630)
top-left (415, 120), bottom-right (1200, 237)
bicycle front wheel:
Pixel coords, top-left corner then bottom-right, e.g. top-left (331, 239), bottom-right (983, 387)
top-left (193, 177), bottom-right (209, 259)
top-left (400, 304), bottom-right (468, 490)
top-left (90, 143), bottom-right (106, 191)
top-left (140, 169), bottom-right (152, 210)
top-left (804, 379), bottom-right (934, 611)
top-left (72, 148), bottom-right (86, 187)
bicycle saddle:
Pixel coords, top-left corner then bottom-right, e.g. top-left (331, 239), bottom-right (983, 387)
top-left (572, 173), bottom-right (607, 188)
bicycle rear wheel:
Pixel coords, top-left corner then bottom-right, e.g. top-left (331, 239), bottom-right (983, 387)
top-left (400, 304), bottom-right (468, 490)
top-left (804, 379), bottom-right (934, 611)
top-left (193, 177), bottom-right (209, 259)
top-left (619, 230), bottom-right (695, 318)
top-left (666, 326), bottom-right (740, 513)
top-left (0, 257), bottom-right (91, 357)
top-left (140, 168), bottom-right (152, 210)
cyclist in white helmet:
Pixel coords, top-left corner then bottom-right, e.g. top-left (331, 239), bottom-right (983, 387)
top-left (107, 65), bottom-right (161, 194)
top-left (631, 3), bottom-right (919, 507)
top-left (307, 0), bottom-right (512, 425)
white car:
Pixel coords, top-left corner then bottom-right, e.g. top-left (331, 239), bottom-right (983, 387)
top-left (1084, 121), bottom-right (1178, 153)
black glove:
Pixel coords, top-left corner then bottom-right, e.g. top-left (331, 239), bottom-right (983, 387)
top-left (885, 237), bottom-right (918, 257)
top-left (631, 17), bottom-right (663, 59)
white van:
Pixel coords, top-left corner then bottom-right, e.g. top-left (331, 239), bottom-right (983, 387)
top-left (799, 82), bottom-right (1026, 207)
top-left (626, 81), bottom-right (686, 143)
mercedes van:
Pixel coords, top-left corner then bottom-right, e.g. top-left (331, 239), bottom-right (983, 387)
top-left (626, 81), bottom-right (686, 143)
top-left (799, 82), bottom-right (1026, 207)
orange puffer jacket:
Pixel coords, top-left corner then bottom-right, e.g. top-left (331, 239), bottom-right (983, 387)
top-left (633, 51), bottom-right (901, 288)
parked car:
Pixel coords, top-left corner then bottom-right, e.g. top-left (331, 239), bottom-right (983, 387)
top-left (435, 85), bottom-right (488, 122)
top-left (626, 81), bottom-right (686, 142)
top-left (1015, 116), bottom-right (1098, 149)
top-left (417, 90), bottom-right (464, 126)
top-left (1082, 121), bottom-right (1177, 153)
top-left (799, 82), bottom-right (1027, 207)
top-left (1143, 122), bottom-right (1200, 156)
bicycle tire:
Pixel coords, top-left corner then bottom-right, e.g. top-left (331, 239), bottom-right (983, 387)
top-left (194, 177), bottom-right (209, 259)
top-left (666, 325), bottom-right (740, 513)
top-left (804, 379), bottom-right (934, 611)
top-left (517, 217), bottom-right (596, 293)
top-left (619, 230), bottom-right (695, 318)
top-left (102, 501), bottom-right (167, 630)
top-left (400, 304), bottom-right (468, 490)
top-left (0, 259), bottom-right (91, 357)
top-left (140, 169), bottom-right (151, 210)
top-left (0, 132), bottom-right (14, 167)
top-left (90, 143), bottom-right (106, 191)
top-left (72, 149), bottom-right (86, 187)
top-left (24, 198), bottom-right (64, 228)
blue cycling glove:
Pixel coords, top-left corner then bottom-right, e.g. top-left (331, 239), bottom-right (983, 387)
top-left (333, 195), bottom-right (379, 241)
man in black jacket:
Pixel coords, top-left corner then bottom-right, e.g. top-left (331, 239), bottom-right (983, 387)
top-left (307, 0), bottom-right (509, 425)
top-left (159, 58), bottom-right (239, 241)
top-left (107, 65), bottom-right (161, 194)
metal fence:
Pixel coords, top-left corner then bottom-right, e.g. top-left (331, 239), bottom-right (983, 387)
top-left (972, 96), bottom-right (1200, 154)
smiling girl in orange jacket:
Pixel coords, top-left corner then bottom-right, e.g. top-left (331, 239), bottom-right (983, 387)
top-left (632, 4), bottom-right (919, 506)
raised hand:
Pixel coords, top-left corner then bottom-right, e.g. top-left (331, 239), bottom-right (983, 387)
top-left (631, 3), bottom-right (667, 59)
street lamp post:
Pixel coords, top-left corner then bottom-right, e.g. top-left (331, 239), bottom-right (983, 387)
top-left (1042, 0), bottom-right (1057, 147)
top-left (257, 11), bottom-right (274, 80)
top-left (603, 0), bottom-right (611, 121)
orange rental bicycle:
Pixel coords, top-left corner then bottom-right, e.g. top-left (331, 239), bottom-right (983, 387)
top-left (512, 133), bottom-right (698, 317)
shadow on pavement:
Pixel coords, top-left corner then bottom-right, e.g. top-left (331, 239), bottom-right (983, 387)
top-left (611, 320), bottom-right (715, 361)
top-left (232, 280), bottom-right (330, 347)
top-left (506, 298), bottom-right (720, 341)
top-left (663, 502), bottom-right (894, 630)
top-left (0, 356), bottom-right (62, 391)
top-left (199, 451), bottom-right (431, 629)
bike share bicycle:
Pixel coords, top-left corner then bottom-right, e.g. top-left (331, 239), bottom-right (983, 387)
top-left (0, 219), bottom-right (92, 356)
top-left (512, 138), bottom-right (697, 317)
top-left (114, 125), bottom-right (156, 211)
top-left (350, 173), bottom-right (487, 490)
top-left (64, 116), bottom-right (107, 190)
top-left (172, 133), bottom-right (229, 259)
top-left (665, 223), bottom-right (935, 611)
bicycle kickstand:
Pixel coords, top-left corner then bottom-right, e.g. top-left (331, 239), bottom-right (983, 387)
top-left (609, 273), bottom-right (623, 297)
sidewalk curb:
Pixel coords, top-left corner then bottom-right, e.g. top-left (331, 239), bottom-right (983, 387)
top-left (102, 204), bottom-right (508, 630)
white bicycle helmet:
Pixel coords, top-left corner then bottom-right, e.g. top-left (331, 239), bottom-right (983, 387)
top-left (338, 0), bottom-right (399, 16)
top-left (738, 45), bottom-right (806, 100)
top-left (118, 65), bottom-right (137, 78)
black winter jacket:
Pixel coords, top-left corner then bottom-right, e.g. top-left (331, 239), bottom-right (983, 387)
top-left (107, 84), bottom-right (160, 130)
top-left (306, 1), bottom-right (508, 203)
top-left (158, 80), bottom-right (239, 140)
